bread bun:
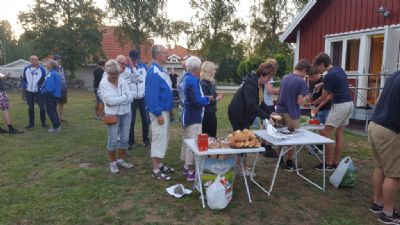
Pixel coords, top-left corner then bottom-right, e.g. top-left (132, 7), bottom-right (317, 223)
top-left (271, 114), bottom-right (283, 121)
top-left (234, 133), bottom-right (247, 142)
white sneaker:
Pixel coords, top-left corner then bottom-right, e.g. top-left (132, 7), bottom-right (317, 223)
top-left (117, 160), bottom-right (133, 169)
top-left (237, 166), bottom-right (256, 177)
top-left (48, 127), bottom-right (62, 133)
top-left (110, 161), bottom-right (119, 173)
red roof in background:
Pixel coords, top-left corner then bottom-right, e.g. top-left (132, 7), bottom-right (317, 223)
top-left (167, 45), bottom-right (190, 59)
top-left (100, 26), bottom-right (153, 63)
top-left (100, 26), bottom-right (196, 64)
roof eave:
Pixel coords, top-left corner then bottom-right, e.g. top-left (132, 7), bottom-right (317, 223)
top-left (279, 0), bottom-right (318, 43)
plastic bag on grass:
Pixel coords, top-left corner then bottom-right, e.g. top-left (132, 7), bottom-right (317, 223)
top-left (329, 156), bottom-right (357, 188)
top-left (206, 176), bottom-right (232, 210)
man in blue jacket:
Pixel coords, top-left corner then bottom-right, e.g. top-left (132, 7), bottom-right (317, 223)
top-left (22, 55), bottom-right (47, 129)
top-left (41, 60), bottom-right (62, 133)
top-left (145, 45), bottom-right (174, 181)
top-left (179, 56), bottom-right (211, 181)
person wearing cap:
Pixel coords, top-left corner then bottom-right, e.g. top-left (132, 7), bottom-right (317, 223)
top-left (53, 54), bottom-right (68, 122)
top-left (127, 49), bottom-right (150, 149)
top-left (41, 59), bottom-right (62, 133)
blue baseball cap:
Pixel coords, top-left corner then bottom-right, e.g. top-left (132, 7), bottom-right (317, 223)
top-left (129, 49), bottom-right (140, 60)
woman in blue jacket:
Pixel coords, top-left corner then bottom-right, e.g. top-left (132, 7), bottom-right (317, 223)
top-left (41, 60), bottom-right (62, 133)
top-left (179, 56), bottom-right (212, 181)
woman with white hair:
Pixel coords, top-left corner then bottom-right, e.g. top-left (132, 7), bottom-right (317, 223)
top-left (200, 61), bottom-right (224, 137)
top-left (179, 56), bottom-right (212, 181)
top-left (99, 59), bottom-right (134, 174)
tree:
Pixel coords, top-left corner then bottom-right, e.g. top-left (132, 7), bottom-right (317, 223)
top-left (107, 0), bottom-right (169, 51)
top-left (189, 0), bottom-right (245, 49)
top-left (18, 0), bottom-right (105, 77)
top-left (293, 0), bottom-right (309, 11)
top-left (250, 0), bottom-right (295, 72)
top-left (0, 20), bottom-right (16, 65)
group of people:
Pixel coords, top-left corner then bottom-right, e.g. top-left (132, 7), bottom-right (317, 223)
top-left (0, 55), bottom-right (67, 135)
top-left (97, 44), bottom-right (225, 181)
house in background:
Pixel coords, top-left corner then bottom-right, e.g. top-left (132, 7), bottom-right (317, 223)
top-left (0, 59), bottom-right (32, 78)
top-left (280, 0), bottom-right (400, 124)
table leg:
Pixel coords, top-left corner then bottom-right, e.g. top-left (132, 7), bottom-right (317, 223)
top-left (239, 154), bottom-right (252, 203)
top-left (251, 146), bottom-right (289, 196)
top-left (295, 144), bottom-right (326, 192)
top-left (194, 156), bottom-right (206, 208)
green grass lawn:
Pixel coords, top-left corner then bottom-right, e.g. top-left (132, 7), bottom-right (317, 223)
top-left (0, 90), bottom-right (388, 225)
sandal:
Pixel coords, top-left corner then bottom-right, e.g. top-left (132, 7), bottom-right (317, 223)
top-left (159, 165), bottom-right (175, 173)
top-left (152, 170), bottom-right (171, 181)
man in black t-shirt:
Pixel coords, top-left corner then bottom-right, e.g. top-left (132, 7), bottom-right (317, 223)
top-left (367, 71), bottom-right (400, 224)
top-left (308, 67), bottom-right (332, 124)
top-left (312, 53), bottom-right (354, 172)
top-left (93, 60), bottom-right (105, 119)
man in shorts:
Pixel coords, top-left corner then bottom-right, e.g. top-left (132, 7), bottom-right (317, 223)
top-left (312, 53), bottom-right (354, 171)
top-left (368, 71), bottom-right (400, 224)
top-left (145, 45), bottom-right (175, 181)
top-left (276, 59), bottom-right (311, 172)
top-left (0, 73), bottom-right (23, 134)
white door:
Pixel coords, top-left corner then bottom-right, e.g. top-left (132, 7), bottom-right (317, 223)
top-left (382, 26), bottom-right (400, 86)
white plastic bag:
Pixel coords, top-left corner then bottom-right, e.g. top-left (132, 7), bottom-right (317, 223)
top-left (166, 184), bottom-right (192, 198)
top-left (206, 176), bottom-right (229, 210)
top-left (329, 156), bottom-right (354, 188)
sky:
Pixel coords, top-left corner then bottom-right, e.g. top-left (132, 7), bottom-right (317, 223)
top-left (0, 0), bottom-right (253, 47)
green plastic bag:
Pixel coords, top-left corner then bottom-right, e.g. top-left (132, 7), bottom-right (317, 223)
top-left (339, 160), bottom-right (357, 187)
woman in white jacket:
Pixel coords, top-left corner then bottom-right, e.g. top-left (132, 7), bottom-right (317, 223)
top-left (99, 60), bottom-right (134, 173)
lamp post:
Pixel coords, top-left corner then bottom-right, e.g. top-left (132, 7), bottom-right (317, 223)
top-left (184, 30), bottom-right (192, 55)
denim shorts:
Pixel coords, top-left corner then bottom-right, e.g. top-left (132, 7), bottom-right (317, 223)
top-left (107, 112), bottom-right (132, 151)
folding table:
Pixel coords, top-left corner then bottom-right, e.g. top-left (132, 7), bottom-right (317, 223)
top-left (252, 129), bottom-right (335, 195)
top-left (184, 139), bottom-right (265, 208)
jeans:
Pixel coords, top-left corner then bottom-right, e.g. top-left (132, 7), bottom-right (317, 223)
top-left (129, 98), bottom-right (149, 144)
top-left (43, 94), bottom-right (60, 128)
top-left (107, 112), bottom-right (132, 151)
top-left (26, 91), bottom-right (46, 126)
top-left (317, 109), bottom-right (330, 125)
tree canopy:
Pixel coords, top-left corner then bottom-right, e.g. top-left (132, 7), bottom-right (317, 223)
top-left (18, 0), bottom-right (104, 76)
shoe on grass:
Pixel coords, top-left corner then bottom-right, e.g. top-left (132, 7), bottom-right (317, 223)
top-left (117, 160), bottom-right (133, 169)
top-left (41, 123), bottom-right (49, 128)
top-left (152, 170), bottom-right (171, 181)
top-left (370, 203), bottom-right (384, 215)
top-left (9, 128), bottom-right (24, 135)
top-left (48, 127), bottom-right (62, 133)
top-left (109, 161), bottom-right (119, 174)
top-left (379, 211), bottom-right (400, 225)
top-left (186, 170), bottom-right (195, 181)
top-left (144, 141), bottom-right (151, 148)
top-left (314, 163), bottom-right (336, 172)
top-left (159, 164), bottom-right (175, 173)
top-left (25, 125), bottom-right (34, 129)
top-left (284, 163), bottom-right (303, 172)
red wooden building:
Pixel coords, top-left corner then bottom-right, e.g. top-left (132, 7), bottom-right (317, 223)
top-left (280, 0), bottom-right (400, 122)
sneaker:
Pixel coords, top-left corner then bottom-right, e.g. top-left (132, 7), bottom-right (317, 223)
top-left (48, 127), bottom-right (62, 133)
top-left (9, 128), bottom-right (24, 135)
top-left (144, 141), bottom-right (150, 148)
top-left (183, 166), bottom-right (189, 175)
top-left (370, 203), bottom-right (384, 215)
top-left (262, 144), bottom-right (278, 158)
top-left (284, 163), bottom-right (303, 172)
top-left (0, 127), bottom-right (9, 133)
top-left (152, 170), bottom-right (171, 181)
top-left (117, 160), bottom-right (133, 169)
top-left (314, 163), bottom-right (336, 172)
top-left (379, 211), bottom-right (400, 225)
top-left (186, 170), bottom-right (195, 181)
top-left (128, 143), bottom-right (136, 150)
top-left (25, 125), bottom-right (34, 129)
top-left (110, 162), bottom-right (119, 173)
top-left (41, 123), bottom-right (49, 128)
